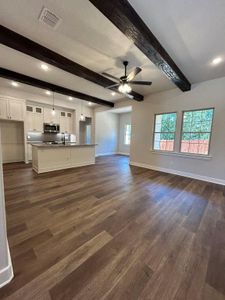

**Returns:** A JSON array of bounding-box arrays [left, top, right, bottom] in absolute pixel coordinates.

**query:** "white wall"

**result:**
[[118, 113, 131, 155], [130, 76, 225, 185], [0, 131, 13, 287], [95, 111, 119, 156]]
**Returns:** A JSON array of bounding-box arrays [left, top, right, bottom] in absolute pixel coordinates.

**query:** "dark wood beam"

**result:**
[[0, 67, 114, 107], [89, 0, 191, 92], [0, 25, 143, 101]]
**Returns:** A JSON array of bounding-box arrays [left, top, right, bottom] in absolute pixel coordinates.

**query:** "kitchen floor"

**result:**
[[1, 155, 225, 300]]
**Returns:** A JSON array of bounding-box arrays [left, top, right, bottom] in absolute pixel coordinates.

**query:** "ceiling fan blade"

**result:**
[[129, 81, 152, 86], [127, 67, 142, 81], [102, 72, 120, 82], [125, 93, 134, 99], [105, 83, 120, 89]]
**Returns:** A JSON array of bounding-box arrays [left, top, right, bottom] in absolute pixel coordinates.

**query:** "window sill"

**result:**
[[151, 150, 212, 160]]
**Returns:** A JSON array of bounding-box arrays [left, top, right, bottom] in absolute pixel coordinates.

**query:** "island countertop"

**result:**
[[31, 143, 97, 148]]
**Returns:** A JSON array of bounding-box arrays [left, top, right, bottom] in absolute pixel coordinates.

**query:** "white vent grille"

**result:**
[[39, 7, 62, 29]]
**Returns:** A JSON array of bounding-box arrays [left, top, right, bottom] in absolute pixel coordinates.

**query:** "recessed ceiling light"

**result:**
[[88, 102, 92, 106], [212, 57, 223, 65], [111, 92, 116, 96], [11, 81, 19, 87], [69, 96, 73, 101], [45, 90, 51, 95], [41, 63, 49, 71]]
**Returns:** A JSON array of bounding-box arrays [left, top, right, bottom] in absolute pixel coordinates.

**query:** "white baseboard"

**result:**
[[130, 161, 225, 186], [117, 152, 129, 156], [0, 242, 14, 288], [96, 152, 130, 157], [95, 152, 118, 157], [33, 161, 95, 174]]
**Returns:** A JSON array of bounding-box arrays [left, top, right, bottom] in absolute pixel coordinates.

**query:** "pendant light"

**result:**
[[80, 99, 85, 121], [52, 91, 56, 116]]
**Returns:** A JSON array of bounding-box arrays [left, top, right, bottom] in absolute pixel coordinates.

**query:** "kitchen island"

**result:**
[[32, 143, 96, 174]]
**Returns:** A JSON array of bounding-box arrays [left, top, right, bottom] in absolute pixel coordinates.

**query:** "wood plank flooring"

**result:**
[[0, 155, 225, 300]]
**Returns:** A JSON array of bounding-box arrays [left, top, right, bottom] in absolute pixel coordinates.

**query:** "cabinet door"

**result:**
[[34, 107, 43, 132], [27, 144, 32, 161], [67, 112, 73, 133], [44, 108, 52, 123], [44, 108, 60, 124], [26, 111, 35, 131], [60, 112, 67, 133], [8, 100, 24, 121], [53, 110, 60, 124], [0, 99, 8, 119]]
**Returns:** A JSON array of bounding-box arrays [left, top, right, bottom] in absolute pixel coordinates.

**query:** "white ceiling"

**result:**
[[0, 77, 94, 108], [0, 0, 173, 104], [129, 0, 225, 83], [0, 0, 224, 105], [110, 106, 132, 114]]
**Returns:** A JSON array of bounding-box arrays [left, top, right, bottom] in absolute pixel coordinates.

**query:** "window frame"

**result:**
[[124, 123, 131, 145], [152, 111, 178, 152], [179, 107, 214, 156]]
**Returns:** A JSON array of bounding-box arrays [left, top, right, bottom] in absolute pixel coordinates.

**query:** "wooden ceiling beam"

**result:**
[[0, 25, 143, 101], [0, 67, 114, 107], [89, 0, 191, 92]]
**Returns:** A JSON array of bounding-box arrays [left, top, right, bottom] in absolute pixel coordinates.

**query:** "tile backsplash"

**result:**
[[27, 132, 76, 143]]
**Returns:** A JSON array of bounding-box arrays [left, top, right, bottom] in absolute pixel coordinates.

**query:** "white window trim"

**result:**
[[124, 124, 131, 146], [152, 112, 177, 152], [179, 108, 214, 156], [151, 150, 212, 160]]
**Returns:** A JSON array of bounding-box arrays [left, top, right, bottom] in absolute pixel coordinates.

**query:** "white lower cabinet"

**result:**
[[27, 144, 32, 161]]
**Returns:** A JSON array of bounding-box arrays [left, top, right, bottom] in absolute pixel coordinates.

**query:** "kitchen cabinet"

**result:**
[[27, 144, 32, 161], [0, 98, 24, 121], [32, 144, 95, 173], [8, 100, 24, 121], [0, 99, 8, 119], [44, 107, 60, 124], [26, 105, 44, 132], [60, 111, 73, 133]]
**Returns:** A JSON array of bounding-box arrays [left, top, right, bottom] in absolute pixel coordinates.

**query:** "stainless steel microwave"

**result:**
[[44, 123, 60, 133]]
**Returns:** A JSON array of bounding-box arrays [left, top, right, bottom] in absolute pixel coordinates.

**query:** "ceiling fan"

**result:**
[[102, 61, 152, 98]]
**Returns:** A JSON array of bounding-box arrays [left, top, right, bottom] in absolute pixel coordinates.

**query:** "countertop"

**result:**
[[31, 143, 97, 148]]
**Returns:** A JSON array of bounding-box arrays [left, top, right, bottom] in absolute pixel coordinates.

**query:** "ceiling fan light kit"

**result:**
[[103, 61, 152, 99], [118, 83, 132, 93]]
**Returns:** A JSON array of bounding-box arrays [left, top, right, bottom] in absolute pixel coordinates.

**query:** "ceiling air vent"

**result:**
[[38, 7, 62, 29]]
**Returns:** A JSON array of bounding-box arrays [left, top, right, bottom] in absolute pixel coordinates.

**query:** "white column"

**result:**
[[0, 131, 13, 288]]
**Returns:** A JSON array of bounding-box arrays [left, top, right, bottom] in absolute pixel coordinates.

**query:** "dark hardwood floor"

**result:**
[[1, 155, 225, 300]]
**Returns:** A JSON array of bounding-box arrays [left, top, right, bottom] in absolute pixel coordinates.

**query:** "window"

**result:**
[[124, 124, 131, 145], [180, 108, 214, 155], [153, 112, 177, 151]]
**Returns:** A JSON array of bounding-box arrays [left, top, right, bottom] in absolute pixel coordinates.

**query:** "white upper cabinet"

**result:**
[[8, 100, 24, 121], [44, 107, 60, 124], [60, 111, 73, 133], [0, 99, 8, 119], [26, 105, 44, 132], [0, 98, 25, 121]]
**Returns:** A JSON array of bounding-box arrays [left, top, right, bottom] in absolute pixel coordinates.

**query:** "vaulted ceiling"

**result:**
[[0, 0, 224, 106]]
